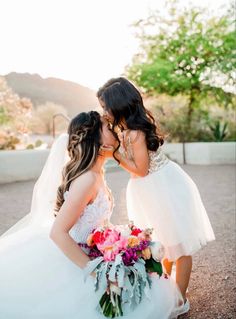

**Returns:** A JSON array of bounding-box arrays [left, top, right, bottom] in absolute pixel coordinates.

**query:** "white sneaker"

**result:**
[[177, 299, 190, 317]]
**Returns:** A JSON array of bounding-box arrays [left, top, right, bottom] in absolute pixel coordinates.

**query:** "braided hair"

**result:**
[[55, 111, 102, 213]]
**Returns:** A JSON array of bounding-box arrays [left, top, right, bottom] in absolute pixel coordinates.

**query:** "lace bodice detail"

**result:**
[[67, 188, 113, 244]]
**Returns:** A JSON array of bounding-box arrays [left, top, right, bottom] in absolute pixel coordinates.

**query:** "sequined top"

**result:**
[[148, 148, 169, 174]]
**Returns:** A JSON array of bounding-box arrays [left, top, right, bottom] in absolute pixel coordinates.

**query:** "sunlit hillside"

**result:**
[[4, 72, 100, 117]]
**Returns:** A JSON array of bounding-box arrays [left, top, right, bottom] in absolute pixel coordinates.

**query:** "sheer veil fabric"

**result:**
[[0, 133, 69, 240]]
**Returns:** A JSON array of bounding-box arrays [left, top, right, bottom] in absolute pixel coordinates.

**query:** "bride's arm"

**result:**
[[50, 172, 97, 269], [115, 130, 149, 177]]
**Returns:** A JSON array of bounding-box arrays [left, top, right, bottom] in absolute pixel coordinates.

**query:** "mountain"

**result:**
[[4, 72, 99, 117]]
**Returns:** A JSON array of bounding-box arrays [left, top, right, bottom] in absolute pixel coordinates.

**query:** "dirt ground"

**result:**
[[0, 164, 235, 318]]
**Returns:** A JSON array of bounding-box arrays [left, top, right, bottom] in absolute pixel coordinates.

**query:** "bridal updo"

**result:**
[[55, 111, 102, 212]]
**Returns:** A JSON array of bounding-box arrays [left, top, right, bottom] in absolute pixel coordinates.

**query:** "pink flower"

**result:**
[[96, 228, 128, 261], [97, 229, 120, 252], [103, 245, 120, 261], [117, 236, 128, 250]]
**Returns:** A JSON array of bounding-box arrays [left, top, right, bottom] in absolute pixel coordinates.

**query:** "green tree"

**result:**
[[126, 1, 235, 141]]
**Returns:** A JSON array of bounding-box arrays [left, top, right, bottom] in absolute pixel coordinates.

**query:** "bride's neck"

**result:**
[[91, 156, 105, 174]]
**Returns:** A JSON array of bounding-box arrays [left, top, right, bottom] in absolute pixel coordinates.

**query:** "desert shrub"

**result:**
[[0, 131, 20, 150], [0, 77, 34, 149], [146, 94, 236, 142], [29, 102, 69, 135]]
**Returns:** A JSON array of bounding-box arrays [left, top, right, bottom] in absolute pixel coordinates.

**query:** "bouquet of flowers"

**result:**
[[79, 221, 167, 318]]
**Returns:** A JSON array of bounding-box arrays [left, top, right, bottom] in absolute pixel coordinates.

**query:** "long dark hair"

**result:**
[[55, 111, 102, 212], [97, 77, 164, 151]]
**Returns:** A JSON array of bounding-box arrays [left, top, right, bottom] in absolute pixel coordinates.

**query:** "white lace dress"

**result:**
[[0, 186, 182, 319]]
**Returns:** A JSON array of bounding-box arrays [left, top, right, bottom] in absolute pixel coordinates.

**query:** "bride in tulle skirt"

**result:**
[[0, 111, 182, 319]]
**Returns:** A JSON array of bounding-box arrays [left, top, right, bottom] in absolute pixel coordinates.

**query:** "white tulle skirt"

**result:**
[[127, 160, 215, 262], [0, 224, 182, 319]]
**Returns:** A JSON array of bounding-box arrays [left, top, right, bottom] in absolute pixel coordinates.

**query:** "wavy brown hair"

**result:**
[[55, 111, 102, 213], [97, 77, 164, 153]]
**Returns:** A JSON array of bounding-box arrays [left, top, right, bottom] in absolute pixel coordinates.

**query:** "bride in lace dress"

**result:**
[[0, 111, 182, 318]]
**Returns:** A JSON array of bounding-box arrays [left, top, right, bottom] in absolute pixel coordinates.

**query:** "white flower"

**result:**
[[150, 241, 165, 261], [118, 225, 131, 237], [175, 69, 183, 75], [179, 60, 186, 68]]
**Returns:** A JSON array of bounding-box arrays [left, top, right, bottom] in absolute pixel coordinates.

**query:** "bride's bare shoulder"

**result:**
[[70, 171, 98, 191]]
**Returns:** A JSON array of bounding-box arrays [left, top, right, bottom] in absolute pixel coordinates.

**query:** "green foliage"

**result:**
[[0, 106, 10, 125], [25, 140, 43, 150], [35, 139, 43, 147], [226, 121, 236, 141], [156, 103, 209, 142], [209, 120, 228, 141], [26, 144, 34, 150], [99, 292, 123, 318], [145, 258, 163, 276], [150, 94, 235, 142], [0, 133, 20, 150], [126, 1, 235, 141], [127, 1, 235, 99]]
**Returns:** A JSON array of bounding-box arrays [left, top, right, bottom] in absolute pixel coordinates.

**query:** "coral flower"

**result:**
[[127, 236, 140, 247], [86, 233, 94, 247]]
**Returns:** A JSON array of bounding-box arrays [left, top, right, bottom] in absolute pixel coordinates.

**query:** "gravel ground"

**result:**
[[0, 164, 235, 318]]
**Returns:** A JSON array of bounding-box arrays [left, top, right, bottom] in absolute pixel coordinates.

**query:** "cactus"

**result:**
[[209, 120, 228, 142]]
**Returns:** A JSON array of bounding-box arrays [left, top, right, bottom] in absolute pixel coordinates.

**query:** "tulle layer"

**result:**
[[0, 226, 182, 319], [127, 161, 215, 262]]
